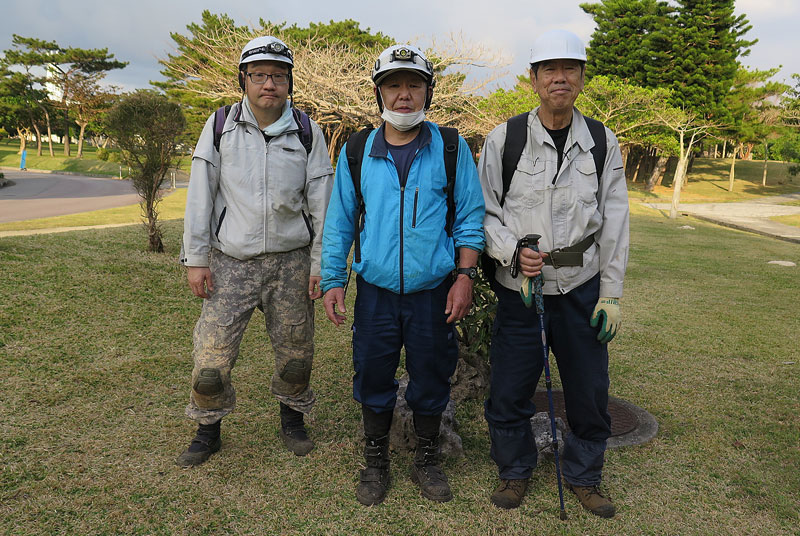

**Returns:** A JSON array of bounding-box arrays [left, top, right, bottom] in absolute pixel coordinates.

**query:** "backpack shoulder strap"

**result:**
[[291, 107, 314, 154], [500, 112, 529, 206], [584, 115, 607, 183], [213, 104, 233, 153], [439, 126, 459, 238], [345, 127, 374, 264]]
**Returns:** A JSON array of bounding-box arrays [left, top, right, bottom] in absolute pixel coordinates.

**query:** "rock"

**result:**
[[530, 412, 567, 457], [679, 225, 695, 230], [449, 351, 489, 403], [767, 260, 796, 267]]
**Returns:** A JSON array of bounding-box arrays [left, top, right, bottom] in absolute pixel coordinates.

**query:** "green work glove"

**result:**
[[590, 297, 621, 344], [519, 276, 534, 308]]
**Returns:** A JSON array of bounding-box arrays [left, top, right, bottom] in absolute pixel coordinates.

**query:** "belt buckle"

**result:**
[[549, 247, 562, 269]]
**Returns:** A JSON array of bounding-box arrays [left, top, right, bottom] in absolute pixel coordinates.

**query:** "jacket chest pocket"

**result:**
[[573, 159, 599, 207], [269, 143, 308, 210], [511, 157, 546, 208]]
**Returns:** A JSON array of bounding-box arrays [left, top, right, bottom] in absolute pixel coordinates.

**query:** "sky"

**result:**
[[3, 0, 799, 93]]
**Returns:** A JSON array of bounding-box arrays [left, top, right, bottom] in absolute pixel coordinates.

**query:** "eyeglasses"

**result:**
[[246, 72, 290, 86]]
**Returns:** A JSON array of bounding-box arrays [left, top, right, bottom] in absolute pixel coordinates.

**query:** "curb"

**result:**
[[0, 166, 121, 179]]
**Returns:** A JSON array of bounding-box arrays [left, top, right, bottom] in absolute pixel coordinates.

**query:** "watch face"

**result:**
[[459, 267, 477, 279]]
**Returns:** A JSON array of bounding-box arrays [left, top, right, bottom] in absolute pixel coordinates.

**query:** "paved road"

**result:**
[[647, 192, 800, 243], [0, 170, 141, 224]]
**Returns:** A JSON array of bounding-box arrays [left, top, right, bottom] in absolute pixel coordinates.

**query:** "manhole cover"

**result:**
[[531, 389, 638, 437]]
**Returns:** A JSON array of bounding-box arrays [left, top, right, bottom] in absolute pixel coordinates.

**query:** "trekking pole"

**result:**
[[521, 233, 567, 521]]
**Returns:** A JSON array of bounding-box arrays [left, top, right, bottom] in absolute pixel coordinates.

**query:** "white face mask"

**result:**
[[379, 88, 426, 131], [381, 108, 426, 131]]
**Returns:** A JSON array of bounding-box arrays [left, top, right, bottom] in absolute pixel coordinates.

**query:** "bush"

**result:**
[[96, 148, 109, 161], [788, 165, 800, 177], [108, 151, 121, 163]]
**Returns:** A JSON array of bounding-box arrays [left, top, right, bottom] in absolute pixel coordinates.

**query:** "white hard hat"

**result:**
[[239, 36, 294, 68], [372, 44, 434, 86], [529, 30, 587, 65]]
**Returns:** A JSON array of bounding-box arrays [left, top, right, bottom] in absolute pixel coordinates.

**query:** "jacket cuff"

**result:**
[[182, 253, 210, 267], [599, 282, 623, 299]]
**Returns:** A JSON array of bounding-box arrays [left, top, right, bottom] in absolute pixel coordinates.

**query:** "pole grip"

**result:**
[[523, 234, 544, 314]]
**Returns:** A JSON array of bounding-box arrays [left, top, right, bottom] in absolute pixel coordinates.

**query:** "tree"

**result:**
[[582, 0, 755, 123], [157, 13, 504, 158], [581, 0, 674, 87], [723, 67, 788, 189], [8, 35, 127, 156], [70, 73, 118, 157], [104, 91, 186, 252]]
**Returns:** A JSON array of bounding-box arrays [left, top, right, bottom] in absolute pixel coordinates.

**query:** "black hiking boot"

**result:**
[[410, 413, 452, 503], [175, 420, 221, 467], [356, 434, 391, 506], [279, 402, 314, 456]]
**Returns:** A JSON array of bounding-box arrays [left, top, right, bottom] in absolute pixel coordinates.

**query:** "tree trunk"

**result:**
[[645, 154, 668, 191], [77, 122, 88, 158], [762, 140, 768, 187], [45, 109, 54, 157], [722, 140, 727, 159], [714, 144, 718, 158], [620, 144, 630, 171], [728, 144, 738, 192], [63, 107, 71, 157], [670, 132, 686, 219], [33, 123, 43, 156]]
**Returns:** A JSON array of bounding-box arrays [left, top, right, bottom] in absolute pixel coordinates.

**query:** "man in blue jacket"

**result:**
[[321, 44, 485, 506]]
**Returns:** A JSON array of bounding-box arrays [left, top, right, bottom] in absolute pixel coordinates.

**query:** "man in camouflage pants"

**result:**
[[177, 36, 333, 467]]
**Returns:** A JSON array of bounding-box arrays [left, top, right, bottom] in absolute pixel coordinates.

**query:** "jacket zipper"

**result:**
[[411, 188, 419, 228], [215, 207, 227, 240], [399, 185, 405, 295]]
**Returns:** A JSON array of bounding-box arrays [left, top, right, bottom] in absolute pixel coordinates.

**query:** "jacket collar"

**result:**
[[529, 106, 595, 153], [369, 121, 432, 158]]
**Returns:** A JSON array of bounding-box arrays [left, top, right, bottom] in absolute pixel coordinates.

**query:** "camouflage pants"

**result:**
[[185, 247, 315, 425]]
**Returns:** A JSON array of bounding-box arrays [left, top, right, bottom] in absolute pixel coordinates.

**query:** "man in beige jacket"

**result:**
[[177, 35, 333, 467]]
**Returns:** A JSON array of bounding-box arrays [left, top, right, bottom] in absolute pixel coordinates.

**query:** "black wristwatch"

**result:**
[[456, 267, 478, 280]]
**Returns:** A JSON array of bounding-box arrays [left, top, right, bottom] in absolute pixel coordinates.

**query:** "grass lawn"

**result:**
[[0, 139, 192, 177], [0, 189, 188, 232], [1, 207, 798, 534], [627, 157, 800, 203], [771, 214, 800, 227]]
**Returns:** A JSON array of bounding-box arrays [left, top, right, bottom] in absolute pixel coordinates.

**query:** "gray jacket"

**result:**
[[478, 107, 629, 297], [182, 100, 333, 275]]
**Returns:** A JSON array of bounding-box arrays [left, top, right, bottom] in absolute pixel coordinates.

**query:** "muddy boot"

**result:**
[[175, 420, 221, 467], [490, 478, 529, 509], [410, 413, 452, 503], [356, 407, 393, 506], [279, 402, 314, 456], [566, 483, 616, 518], [356, 434, 391, 506]]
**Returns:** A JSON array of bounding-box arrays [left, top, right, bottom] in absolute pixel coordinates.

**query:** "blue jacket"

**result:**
[[321, 122, 485, 295]]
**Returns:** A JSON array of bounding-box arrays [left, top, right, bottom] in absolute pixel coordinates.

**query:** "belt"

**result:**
[[543, 234, 595, 268]]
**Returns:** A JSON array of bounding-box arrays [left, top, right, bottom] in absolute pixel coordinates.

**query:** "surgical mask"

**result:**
[[381, 108, 426, 131]]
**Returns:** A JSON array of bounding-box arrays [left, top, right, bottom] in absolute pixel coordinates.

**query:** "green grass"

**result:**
[[0, 139, 191, 177], [771, 214, 800, 227], [627, 157, 800, 203], [1, 209, 798, 535], [0, 189, 188, 232]]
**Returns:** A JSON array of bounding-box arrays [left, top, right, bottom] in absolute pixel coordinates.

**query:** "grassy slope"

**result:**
[[1, 207, 798, 535]]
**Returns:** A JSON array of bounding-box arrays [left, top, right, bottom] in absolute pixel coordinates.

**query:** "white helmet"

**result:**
[[372, 44, 434, 86], [239, 36, 294, 68], [529, 30, 587, 65]]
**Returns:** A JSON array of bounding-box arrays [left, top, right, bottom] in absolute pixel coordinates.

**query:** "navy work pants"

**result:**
[[352, 276, 459, 416], [484, 273, 611, 486]]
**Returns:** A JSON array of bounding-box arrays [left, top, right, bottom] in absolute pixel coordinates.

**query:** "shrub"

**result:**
[[96, 148, 109, 161], [788, 165, 800, 177]]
